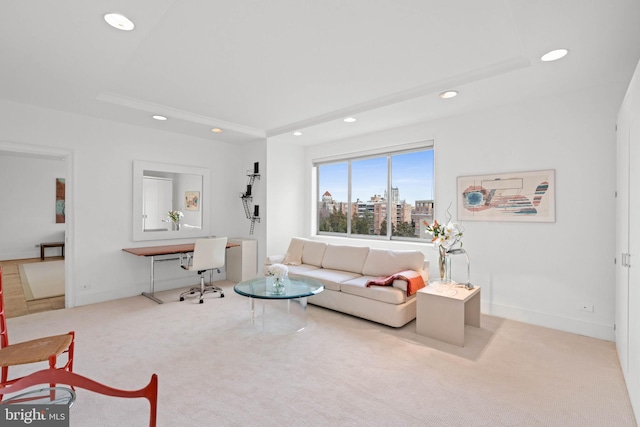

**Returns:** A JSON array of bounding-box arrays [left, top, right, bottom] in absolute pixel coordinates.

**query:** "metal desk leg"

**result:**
[[142, 255, 163, 304]]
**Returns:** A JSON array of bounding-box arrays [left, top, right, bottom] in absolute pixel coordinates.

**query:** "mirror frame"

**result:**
[[132, 160, 211, 241]]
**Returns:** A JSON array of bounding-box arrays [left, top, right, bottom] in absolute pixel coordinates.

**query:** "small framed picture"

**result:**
[[185, 191, 200, 211]]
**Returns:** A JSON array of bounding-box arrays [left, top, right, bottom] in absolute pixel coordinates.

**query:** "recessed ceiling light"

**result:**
[[104, 13, 135, 31], [293, 131, 303, 136], [439, 90, 458, 99], [210, 128, 223, 133], [152, 115, 167, 121], [541, 49, 568, 62], [344, 117, 357, 123]]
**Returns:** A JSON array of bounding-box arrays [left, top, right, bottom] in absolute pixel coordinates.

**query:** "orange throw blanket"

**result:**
[[366, 270, 425, 296]]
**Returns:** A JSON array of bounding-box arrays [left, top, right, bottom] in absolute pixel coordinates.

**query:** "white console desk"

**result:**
[[123, 241, 242, 304], [226, 238, 258, 282]]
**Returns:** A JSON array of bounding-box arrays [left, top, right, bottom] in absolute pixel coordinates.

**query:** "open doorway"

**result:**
[[0, 143, 74, 318]]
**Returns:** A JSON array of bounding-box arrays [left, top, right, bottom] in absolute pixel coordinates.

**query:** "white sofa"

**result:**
[[264, 238, 430, 327]]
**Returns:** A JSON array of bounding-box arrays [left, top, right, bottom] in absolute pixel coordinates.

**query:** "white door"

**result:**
[[616, 93, 630, 375], [142, 177, 172, 231], [627, 68, 640, 413]]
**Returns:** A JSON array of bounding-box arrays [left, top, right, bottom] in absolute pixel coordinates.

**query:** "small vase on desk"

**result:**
[[173, 222, 180, 231]]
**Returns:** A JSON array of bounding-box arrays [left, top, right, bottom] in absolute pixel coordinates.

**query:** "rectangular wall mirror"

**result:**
[[132, 160, 210, 241]]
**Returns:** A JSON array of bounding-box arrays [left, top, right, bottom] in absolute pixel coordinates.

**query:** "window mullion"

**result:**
[[347, 160, 352, 236], [387, 155, 392, 240]]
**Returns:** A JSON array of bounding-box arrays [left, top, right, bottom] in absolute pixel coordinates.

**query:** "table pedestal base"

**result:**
[[249, 297, 308, 334]]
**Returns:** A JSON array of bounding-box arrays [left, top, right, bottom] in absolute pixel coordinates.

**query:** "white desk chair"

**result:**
[[179, 237, 227, 304]]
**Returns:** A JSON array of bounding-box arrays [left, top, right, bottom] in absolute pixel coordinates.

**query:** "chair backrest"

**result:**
[[191, 237, 228, 271], [0, 365, 158, 427]]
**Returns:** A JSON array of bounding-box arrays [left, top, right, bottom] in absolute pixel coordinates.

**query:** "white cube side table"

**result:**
[[416, 285, 481, 346]]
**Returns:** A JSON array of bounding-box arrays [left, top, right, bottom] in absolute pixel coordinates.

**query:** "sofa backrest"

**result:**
[[301, 240, 328, 267], [322, 244, 370, 274], [362, 249, 425, 277]]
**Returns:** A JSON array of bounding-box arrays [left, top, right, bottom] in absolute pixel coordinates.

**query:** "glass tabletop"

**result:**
[[1, 386, 76, 407], [234, 276, 324, 299]]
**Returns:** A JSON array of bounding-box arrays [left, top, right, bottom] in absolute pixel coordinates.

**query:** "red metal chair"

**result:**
[[0, 266, 75, 389], [0, 364, 158, 427]]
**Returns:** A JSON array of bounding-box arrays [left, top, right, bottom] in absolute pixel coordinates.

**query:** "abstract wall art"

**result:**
[[185, 191, 200, 211], [457, 169, 555, 222], [56, 178, 65, 223]]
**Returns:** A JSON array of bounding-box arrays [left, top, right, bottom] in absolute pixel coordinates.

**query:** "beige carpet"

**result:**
[[18, 261, 65, 301], [4, 282, 637, 426]]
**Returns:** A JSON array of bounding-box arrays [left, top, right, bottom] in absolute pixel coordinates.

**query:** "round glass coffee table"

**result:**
[[234, 276, 324, 333]]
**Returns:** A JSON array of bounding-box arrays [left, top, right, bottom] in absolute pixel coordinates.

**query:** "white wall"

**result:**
[[0, 154, 66, 260], [0, 99, 249, 306], [276, 86, 619, 341], [0, 84, 621, 341], [265, 140, 306, 261]]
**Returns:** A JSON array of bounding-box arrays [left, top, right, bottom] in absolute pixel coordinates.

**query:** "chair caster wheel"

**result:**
[[220, 294, 225, 298], [179, 297, 184, 301], [199, 300, 204, 304], [190, 291, 195, 295]]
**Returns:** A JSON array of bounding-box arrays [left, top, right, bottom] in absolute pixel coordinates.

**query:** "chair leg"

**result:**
[[179, 284, 201, 301], [180, 270, 224, 303], [202, 269, 224, 299], [198, 275, 205, 304]]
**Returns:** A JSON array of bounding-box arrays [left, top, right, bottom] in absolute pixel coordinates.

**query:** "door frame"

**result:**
[[0, 141, 75, 308]]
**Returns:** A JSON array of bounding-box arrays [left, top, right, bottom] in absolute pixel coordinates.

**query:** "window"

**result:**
[[316, 144, 434, 241]]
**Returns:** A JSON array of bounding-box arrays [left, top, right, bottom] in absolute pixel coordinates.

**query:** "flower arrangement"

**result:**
[[422, 219, 463, 252], [423, 215, 464, 280], [268, 263, 289, 280], [167, 210, 184, 224]]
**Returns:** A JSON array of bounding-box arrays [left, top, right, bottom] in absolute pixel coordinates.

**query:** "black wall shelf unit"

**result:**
[[241, 162, 260, 234]]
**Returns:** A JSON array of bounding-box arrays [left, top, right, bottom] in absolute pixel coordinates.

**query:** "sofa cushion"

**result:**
[[361, 249, 425, 277], [286, 264, 321, 276], [283, 237, 306, 265], [322, 244, 369, 274], [299, 268, 361, 291], [302, 241, 327, 267], [341, 276, 408, 304]]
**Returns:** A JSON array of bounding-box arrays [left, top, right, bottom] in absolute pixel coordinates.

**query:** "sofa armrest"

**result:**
[[265, 254, 285, 265], [391, 268, 430, 293], [263, 255, 285, 275]]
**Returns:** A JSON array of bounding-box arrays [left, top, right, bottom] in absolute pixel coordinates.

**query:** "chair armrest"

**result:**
[[180, 253, 193, 270]]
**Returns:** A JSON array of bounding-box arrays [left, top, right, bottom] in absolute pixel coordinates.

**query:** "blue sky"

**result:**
[[318, 150, 434, 206]]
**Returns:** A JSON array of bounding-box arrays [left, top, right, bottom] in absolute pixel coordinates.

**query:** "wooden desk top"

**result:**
[[122, 242, 239, 257]]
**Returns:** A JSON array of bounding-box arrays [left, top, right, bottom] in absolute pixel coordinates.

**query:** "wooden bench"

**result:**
[[40, 242, 65, 260]]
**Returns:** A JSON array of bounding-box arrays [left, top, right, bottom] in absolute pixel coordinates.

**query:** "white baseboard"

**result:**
[[73, 272, 227, 307], [483, 301, 615, 342], [0, 250, 40, 261]]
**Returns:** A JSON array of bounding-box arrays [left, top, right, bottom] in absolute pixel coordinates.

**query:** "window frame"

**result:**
[[314, 140, 434, 242]]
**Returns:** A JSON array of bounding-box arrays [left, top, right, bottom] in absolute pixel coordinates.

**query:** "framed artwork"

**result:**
[[185, 191, 200, 211], [457, 169, 555, 222], [56, 178, 65, 223]]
